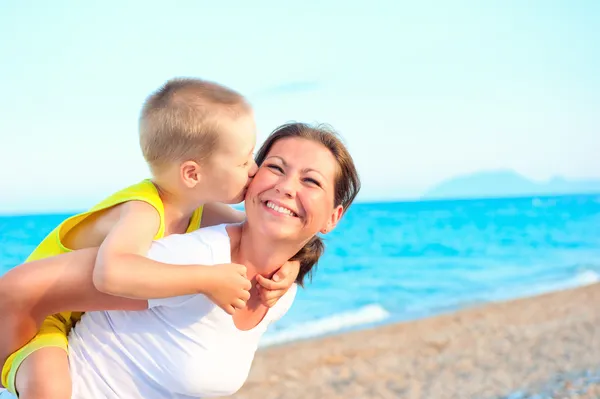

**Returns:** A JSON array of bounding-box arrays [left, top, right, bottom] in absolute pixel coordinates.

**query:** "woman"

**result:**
[[1, 122, 360, 398]]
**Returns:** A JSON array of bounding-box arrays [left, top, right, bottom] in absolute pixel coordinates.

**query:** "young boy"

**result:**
[[0, 78, 299, 398]]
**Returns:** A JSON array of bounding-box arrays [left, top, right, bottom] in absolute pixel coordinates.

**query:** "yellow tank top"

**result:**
[[25, 179, 204, 262]]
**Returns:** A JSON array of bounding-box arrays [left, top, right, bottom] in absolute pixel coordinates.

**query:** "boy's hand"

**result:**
[[203, 263, 252, 315], [256, 260, 300, 308]]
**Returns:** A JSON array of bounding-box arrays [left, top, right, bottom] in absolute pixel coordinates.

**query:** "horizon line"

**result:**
[[1, 191, 599, 217]]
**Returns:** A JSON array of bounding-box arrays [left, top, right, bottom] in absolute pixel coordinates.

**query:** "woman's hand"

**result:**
[[255, 260, 300, 307]]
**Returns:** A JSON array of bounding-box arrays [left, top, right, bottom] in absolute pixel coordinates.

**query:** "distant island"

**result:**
[[423, 170, 600, 200]]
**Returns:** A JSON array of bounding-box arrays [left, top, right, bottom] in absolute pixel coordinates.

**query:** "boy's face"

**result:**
[[201, 112, 258, 204]]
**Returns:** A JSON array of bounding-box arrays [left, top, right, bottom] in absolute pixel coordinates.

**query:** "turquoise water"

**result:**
[[2, 194, 600, 346]]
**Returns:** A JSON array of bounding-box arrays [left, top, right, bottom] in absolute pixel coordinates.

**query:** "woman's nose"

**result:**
[[275, 177, 297, 198]]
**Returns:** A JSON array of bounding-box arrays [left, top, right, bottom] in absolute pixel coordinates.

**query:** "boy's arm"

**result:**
[[200, 202, 245, 227], [93, 200, 198, 299], [93, 200, 247, 301]]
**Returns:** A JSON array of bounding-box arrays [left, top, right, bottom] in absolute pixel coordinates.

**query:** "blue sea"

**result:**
[[2, 194, 600, 347]]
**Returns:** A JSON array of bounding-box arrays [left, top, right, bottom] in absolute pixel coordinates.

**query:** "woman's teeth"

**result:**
[[266, 201, 297, 217]]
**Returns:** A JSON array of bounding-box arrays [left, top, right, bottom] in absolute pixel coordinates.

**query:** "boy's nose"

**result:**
[[248, 161, 258, 177]]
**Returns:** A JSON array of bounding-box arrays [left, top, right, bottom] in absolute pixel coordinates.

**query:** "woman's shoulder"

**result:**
[[186, 224, 235, 263], [188, 223, 231, 242], [147, 224, 232, 265]]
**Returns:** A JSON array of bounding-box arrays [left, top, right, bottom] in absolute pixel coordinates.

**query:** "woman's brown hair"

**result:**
[[254, 123, 361, 286]]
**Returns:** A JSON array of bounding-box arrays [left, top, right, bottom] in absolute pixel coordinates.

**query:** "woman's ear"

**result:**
[[321, 205, 344, 234]]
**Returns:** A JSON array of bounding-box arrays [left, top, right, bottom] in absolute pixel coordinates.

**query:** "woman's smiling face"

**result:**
[[244, 137, 343, 244]]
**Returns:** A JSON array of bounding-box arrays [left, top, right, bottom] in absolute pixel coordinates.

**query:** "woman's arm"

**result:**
[[0, 248, 147, 320], [0, 248, 146, 368]]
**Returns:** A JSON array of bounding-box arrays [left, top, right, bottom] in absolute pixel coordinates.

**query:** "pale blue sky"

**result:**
[[1, 1, 599, 213]]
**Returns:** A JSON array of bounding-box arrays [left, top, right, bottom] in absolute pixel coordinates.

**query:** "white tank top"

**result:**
[[67, 224, 297, 398]]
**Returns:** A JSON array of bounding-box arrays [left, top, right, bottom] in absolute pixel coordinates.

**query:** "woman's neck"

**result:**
[[230, 223, 303, 280]]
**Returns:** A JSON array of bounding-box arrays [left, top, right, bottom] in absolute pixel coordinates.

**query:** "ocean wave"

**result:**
[[561, 269, 599, 287], [260, 304, 390, 347], [516, 269, 599, 297], [474, 269, 600, 306]]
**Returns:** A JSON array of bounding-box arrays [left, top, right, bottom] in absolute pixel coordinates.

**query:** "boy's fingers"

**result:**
[[265, 299, 277, 308], [281, 260, 300, 276], [256, 274, 287, 290], [263, 289, 283, 301], [258, 288, 281, 307], [224, 305, 235, 315], [273, 266, 295, 282]]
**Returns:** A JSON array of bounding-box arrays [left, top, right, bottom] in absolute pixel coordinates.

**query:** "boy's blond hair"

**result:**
[[139, 77, 251, 173]]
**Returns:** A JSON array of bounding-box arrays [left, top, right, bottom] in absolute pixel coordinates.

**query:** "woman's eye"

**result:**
[[304, 178, 321, 187], [267, 164, 284, 173]]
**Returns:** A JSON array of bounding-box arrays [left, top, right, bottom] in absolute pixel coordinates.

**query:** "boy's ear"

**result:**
[[181, 161, 202, 188]]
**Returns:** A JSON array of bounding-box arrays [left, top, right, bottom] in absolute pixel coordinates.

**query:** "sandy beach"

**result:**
[[223, 283, 600, 399]]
